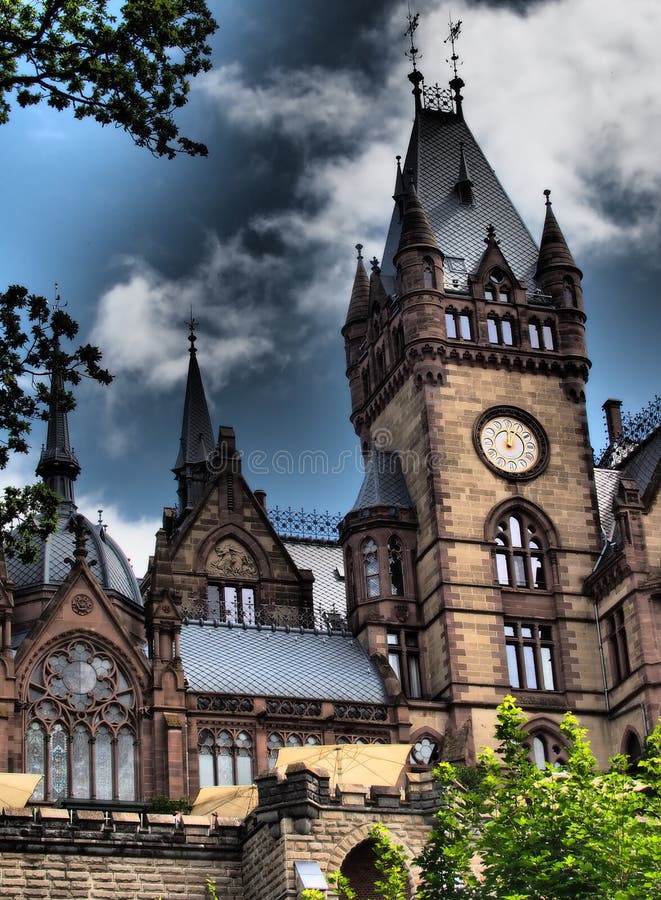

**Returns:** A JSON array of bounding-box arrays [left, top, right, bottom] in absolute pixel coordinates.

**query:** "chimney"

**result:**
[[602, 399, 623, 443]]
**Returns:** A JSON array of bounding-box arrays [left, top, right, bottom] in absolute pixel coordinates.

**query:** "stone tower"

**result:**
[[340, 61, 608, 763]]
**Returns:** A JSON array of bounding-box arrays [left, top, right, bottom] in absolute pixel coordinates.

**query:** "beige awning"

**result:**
[[0, 773, 43, 809], [274, 743, 411, 791], [190, 783, 258, 818]]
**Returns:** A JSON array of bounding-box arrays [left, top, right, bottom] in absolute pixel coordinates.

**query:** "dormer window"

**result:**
[[485, 268, 511, 303]]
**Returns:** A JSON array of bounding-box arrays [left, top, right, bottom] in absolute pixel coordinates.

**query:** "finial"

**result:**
[[396, 154, 402, 171], [355, 243, 364, 260], [69, 513, 89, 562], [370, 256, 381, 274], [186, 309, 198, 352], [445, 15, 463, 80], [544, 188, 552, 206], [405, 5, 421, 72], [445, 15, 465, 119], [484, 223, 499, 245], [97, 509, 103, 525]]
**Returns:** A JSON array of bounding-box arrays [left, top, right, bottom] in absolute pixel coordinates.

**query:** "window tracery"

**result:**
[[198, 727, 253, 786], [26, 639, 137, 801], [494, 512, 547, 589], [362, 538, 380, 598], [267, 731, 321, 768]]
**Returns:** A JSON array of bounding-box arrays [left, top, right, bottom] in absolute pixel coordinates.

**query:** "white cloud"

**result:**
[[91, 233, 282, 391], [198, 62, 373, 141]]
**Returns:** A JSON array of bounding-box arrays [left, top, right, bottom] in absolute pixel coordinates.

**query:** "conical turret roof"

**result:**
[[396, 178, 438, 254], [344, 245, 370, 328], [536, 190, 580, 276]]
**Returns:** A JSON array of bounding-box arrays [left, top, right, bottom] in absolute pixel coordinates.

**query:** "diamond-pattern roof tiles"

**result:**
[[382, 108, 539, 287], [180, 623, 388, 703], [351, 451, 413, 512], [283, 541, 347, 619]]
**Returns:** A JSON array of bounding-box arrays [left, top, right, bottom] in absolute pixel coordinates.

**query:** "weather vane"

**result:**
[[405, 4, 421, 71], [444, 14, 462, 79]]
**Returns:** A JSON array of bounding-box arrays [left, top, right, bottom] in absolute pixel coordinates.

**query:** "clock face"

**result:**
[[475, 408, 548, 479]]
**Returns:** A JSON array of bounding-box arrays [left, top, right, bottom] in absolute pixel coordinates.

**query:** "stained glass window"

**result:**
[[26, 639, 137, 801]]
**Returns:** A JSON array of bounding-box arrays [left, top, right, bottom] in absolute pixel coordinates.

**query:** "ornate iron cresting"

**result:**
[[182, 606, 347, 632], [597, 395, 661, 466], [267, 506, 342, 541], [422, 82, 454, 113]]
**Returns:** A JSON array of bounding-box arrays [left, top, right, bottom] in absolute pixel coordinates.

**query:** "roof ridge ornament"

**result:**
[[445, 14, 465, 120], [405, 5, 424, 112], [187, 308, 198, 354]]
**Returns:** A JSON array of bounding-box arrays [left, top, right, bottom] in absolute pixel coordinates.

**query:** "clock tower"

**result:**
[[340, 55, 606, 763]]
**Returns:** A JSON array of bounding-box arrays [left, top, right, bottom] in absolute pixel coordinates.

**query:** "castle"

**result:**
[[0, 35, 659, 900]]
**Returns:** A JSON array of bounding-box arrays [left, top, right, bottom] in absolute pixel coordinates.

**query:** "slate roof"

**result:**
[[593, 469, 621, 542], [351, 451, 413, 512], [382, 107, 539, 288], [180, 622, 388, 703], [283, 540, 347, 619], [6, 504, 142, 607], [174, 340, 215, 470], [619, 428, 661, 499]]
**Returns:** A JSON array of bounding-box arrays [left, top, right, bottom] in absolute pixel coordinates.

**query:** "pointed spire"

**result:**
[[345, 244, 370, 327], [173, 319, 215, 513], [536, 189, 579, 276], [396, 172, 438, 254], [35, 369, 80, 505]]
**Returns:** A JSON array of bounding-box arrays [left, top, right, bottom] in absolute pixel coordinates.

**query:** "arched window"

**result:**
[[528, 319, 555, 350], [198, 727, 253, 786], [341, 839, 411, 899], [266, 731, 321, 769], [392, 324, 405, 361], [445, 306, 472, 340], [362, 538, 380, 598], [409, 736, 440, 766], [623, 731, 643, 772], [494, 512, 547, 589], [423, 257, 436, 289], [362, 367, 370, 399], [388, 536, 404, 595], [563, 276, 577, 307], [528, 731, 566, 769], [375, 346, 385, 382], [26, 639, 138, 802], [606, 606, 630, 684], [484, 268, 511, 303], [487, 314, 515, 346]]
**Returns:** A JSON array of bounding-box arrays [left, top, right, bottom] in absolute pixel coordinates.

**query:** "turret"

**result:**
[[535, 189, 584, 311]]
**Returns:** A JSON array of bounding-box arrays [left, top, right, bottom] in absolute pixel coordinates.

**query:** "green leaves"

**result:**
[[0, 284, 112, 561], [417, 698, 661, 900], [0, 0, 217, 157]]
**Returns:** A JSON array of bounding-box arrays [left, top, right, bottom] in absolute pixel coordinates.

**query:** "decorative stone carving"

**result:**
[[207, 539, 258, 579], [71, 594, 93, 616]]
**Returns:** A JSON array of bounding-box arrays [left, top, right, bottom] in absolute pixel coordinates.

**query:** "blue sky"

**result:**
[[2, 0, 660, 576]]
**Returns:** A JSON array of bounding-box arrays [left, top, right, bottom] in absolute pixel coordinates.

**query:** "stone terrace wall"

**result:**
[[0, 809, 243, 899], [0, 768, 439, 900]]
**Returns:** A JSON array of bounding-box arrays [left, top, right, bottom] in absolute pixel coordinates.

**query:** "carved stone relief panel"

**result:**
[[206, 539, 258, 580]]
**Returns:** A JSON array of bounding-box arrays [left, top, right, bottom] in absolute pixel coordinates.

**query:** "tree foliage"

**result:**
[[417, 696, 661, 900], [0, 0, 217, 157], [0, 285, 112, 561]]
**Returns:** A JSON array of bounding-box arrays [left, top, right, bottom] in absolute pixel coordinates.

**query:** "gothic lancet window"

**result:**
[[423, 257, 436, 289], [528, 319, 555, 351], [494, 512, 547, 590], [362, 538, 380, 598], [445, 307, 472, 340], [26, 639, 137, 802], [388, 536, 405, 595]]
